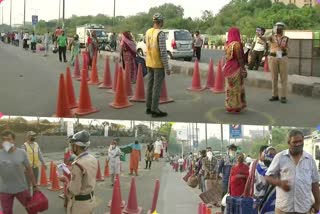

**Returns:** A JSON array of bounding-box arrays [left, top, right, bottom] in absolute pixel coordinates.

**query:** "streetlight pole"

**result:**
[[58, 0, 61, 25], [1, 7, 3, 25], [62, 0, 65, 27], [23, 0, 26, 26], [113, 0, 116, 26], [9, 0, 12, 27]]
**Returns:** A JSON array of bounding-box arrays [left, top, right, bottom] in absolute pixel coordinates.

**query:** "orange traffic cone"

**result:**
[[48, 164, 63, 191], [88, 56, 102, 85], [73, 55, 81, 78], [109, 67, 133, 109], [205, 58, 215, 89], [212, 60, 224, 93], [99, 57, 113, 89], [147, 179, 160, 214], [77, 52, 90, 82], [201, 203, 207, 214], [112, 63, 120, 93], [74, 68, 99, 116], [96, 160, 105, 181], [264, 56, 269, 72], [130, 63, 145, 102], [38, 164, 49, 187], [106, 178, 124, 214], [108, 176, 126, 208], [65, 67, 78, 109], [206, 207, 212, 214], [123, 177, 143, 214], [54, 74, 74, 118], [159, 79, 174, 104], [104, 161, 110, 177], [187, 59, 205, 91], [49, 161, 54, 183], [124, 62, 133, 97]]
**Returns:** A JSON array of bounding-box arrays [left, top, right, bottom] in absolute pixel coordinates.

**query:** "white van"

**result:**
[[136, 29, 194, 61]]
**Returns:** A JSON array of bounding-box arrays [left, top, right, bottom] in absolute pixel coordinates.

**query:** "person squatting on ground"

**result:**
[[0, 130, 39, 214], [59, 130, 98, 214], [107, 139, 122, 186], [145, 13, 171, 118]]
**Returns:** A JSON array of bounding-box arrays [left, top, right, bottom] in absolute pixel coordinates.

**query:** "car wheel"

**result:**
[[184, 57, 193, 62], [137, 49, 144, 56]]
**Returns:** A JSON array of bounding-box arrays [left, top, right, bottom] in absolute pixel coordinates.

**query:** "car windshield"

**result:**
[[174, 31, 192, 41], [91, 30, 106, 37]]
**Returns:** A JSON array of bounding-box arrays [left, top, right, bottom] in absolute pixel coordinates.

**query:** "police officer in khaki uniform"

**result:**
[[261, 22, 289, 104], [59, 130, 98, 214]]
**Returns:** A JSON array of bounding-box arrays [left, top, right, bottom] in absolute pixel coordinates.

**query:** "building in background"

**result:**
[[272, 0, 317, 7]]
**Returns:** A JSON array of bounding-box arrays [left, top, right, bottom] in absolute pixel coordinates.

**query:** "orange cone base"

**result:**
[[98, 83, 113, 89], [88, 81, 102, 85], [69, 103, 78, 109], [130, 97, 146, 102], [108, 200, 126, 208], [205, 85, 214, 90], [109, 102, 133, 109], [38, 181, 50, 187], [159, 97, 174, 104], [48, 186, 63, 191], [73, 107, 99, 116], [187, 87, 206, 92], [123, 207, 143, 214], [211, 88, 224, 94], [77, 77, 90, 82]]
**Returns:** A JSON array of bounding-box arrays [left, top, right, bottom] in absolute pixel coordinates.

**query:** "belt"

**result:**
[[74, 192, 94, 201], [269, 52, 287, 57]]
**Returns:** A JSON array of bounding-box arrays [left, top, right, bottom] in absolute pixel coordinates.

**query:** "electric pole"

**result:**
[[9, 0, 12, 27], [23, 0, 26, 26], [113, 0, 116, 26], [62, 0, 65, 28]]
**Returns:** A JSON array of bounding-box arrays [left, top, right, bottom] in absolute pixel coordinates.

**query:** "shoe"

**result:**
[[152, 110, 168, 118], [269, 96, 279, 101], [146, 109, 152, 114], [64, 60, 68, 63], [280, 97, 287, 103]]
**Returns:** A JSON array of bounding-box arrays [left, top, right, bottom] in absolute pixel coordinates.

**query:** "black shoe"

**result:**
[[152, 110, 168, 118], [146, 109, 152, 114], [269, 96, 279, 101], [280, 97, 287, 103]]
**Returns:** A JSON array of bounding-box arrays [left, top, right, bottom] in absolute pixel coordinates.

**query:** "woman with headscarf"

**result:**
[[129, 140, 141, 176], [86, 31, 98, 69], [120, 31, 137, 84], [69, 34, 80, 66], [229, 153, 249, 197], [224, 27, 247, 113], [145, 142, 154, 169]]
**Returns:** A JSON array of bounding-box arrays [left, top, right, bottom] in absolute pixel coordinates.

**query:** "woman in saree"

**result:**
[[69, 34, 80, 66], [129, 140, 141, 176], [224, 27, 247, 113], [120, 31, 137, 84], [229, 153, 249, 197], [86, 31, 98, 69]]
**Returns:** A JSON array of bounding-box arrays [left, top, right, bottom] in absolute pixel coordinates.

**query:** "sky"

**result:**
[[0, 0, 231, 25]]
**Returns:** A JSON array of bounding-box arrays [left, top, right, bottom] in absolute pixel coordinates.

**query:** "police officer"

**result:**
[[59, 130, 98, 214], [261, 22, 289, 104]]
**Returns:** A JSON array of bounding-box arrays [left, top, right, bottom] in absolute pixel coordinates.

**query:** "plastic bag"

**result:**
[[221, 193, 230, 207]]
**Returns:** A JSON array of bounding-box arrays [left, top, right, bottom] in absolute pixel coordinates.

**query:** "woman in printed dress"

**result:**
[[69, 34, 80, 66], [86, 31, 98, 69], [120, 31, 137, 84], [223, 27, 247, 113]]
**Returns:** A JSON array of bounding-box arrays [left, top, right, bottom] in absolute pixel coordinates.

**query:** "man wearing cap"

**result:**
[[261, 22, 289, 104], [248, 27, 266, 71], [22, 131, 46, 188], [145, 13, 171, 118], [59, 130, 98, 214]]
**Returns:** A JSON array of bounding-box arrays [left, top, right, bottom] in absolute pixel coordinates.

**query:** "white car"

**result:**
[[136, 29, 194, 61]]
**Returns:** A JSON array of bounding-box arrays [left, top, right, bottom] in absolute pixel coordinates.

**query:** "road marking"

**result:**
[[205, 107, 276, 125]]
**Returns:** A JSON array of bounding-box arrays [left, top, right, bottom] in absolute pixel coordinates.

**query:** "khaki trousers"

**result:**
[[268, 56, 288, 98], [275, 208, 311, 214], [67, 196, 95, 214]]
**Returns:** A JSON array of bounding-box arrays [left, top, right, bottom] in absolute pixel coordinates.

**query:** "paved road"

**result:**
[[1, 43, 319, 127], [11, 149, 212, 214]]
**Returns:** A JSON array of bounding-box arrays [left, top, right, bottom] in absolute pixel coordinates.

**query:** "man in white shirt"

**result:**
[[194, 31, 203, 61], [248, 27, 266, 70], [153, 138, 163, 161], [178, 156, 184, 172]]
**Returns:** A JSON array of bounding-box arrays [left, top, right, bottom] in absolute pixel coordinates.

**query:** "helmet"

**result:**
[[69, 130, 91, 148], [153, 13, 164, 22]]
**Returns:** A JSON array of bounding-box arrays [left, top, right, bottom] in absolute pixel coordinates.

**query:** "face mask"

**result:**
[[229, 151, 235, 157], [290, 144, 304, 155], [2, 141, 13, 152], [207, 152, 213, 159], [112, 145, 116, 149]]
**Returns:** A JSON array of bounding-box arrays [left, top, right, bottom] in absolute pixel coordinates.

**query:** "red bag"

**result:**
[[26, 191, 49, 213]]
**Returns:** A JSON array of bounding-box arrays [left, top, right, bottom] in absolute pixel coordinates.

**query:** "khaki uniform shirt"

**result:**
[[268, 35, 289, 54], [67, 152, 98, 198]]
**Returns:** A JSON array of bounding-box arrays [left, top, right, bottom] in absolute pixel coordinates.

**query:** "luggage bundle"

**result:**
[[226, 196, 258, 214]]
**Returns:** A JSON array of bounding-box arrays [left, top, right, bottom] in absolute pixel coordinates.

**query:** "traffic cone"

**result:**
[[187, 59, 205, 92], [77, 52, 89, 81], [109, 67, 133, 109], [88, 56, 102, 85], [205, 58, 215, 89], [65, 67, 78, 109], [99, 57, 113, 89], [211, 60, 224, 93], [264, 56, 269, 72], [201, 203, 207, 214], [123, 177, 143, 214], [206, 207, 212, 214], [159, 80, 174, 104], [38, 164, 49, 187], [54, 74, 74, 118], [104, 161, 110, 177], [74, 68, 99, 116], [124, 62, 133, 97], [130, 63, 145, 102], [198, 202, 203, 214], [48, 164, 63, 191], [108, 176, 126, 208], [112, 63, 120, 93], [73, 55, 81, 78], [96, 160, 105, 181], [105, 178, 124, 214], [49, 161, 54, 183], [147, 180, 160, 214]]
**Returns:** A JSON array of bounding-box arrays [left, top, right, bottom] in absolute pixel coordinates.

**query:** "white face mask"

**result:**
[[2, 141, 13, 152], [207, 152, 213, 159]]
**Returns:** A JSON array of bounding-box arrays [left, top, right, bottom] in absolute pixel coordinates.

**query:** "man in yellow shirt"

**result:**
[[145, 13, 171, 118], [22, 131, 46, 189]]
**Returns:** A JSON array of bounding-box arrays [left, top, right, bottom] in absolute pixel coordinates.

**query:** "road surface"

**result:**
[[0, 42, 319, 127]]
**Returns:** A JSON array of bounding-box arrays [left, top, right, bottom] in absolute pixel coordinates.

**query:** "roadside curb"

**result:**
[[99, 52, 320, 99]]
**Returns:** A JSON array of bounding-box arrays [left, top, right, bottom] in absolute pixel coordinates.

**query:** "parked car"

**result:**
[[136, 29, 194, 61]]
